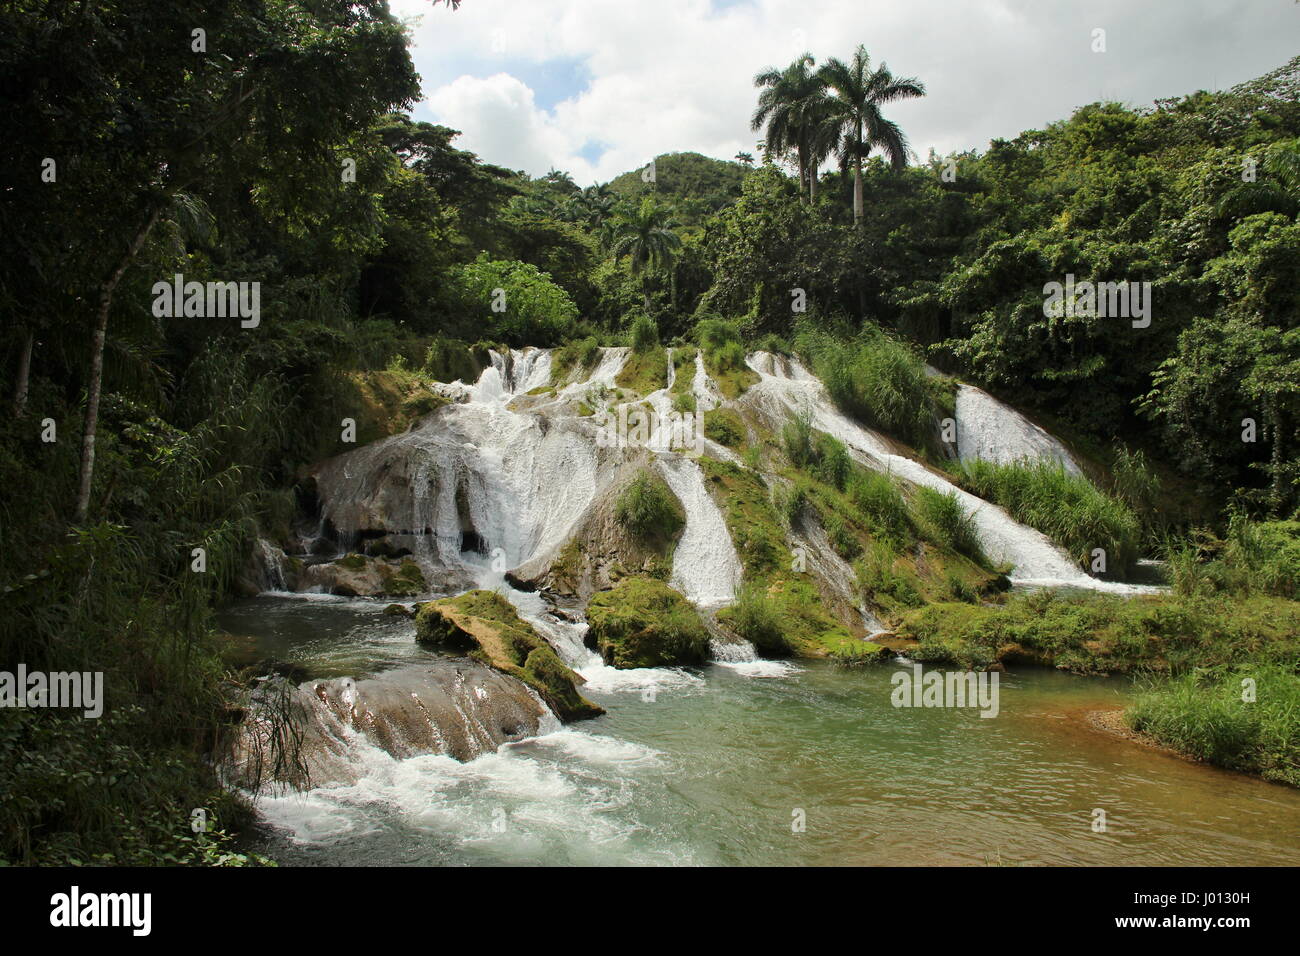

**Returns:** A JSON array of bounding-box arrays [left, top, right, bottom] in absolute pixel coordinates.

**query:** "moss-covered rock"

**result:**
[[415, 590, 603, 721], [378, 559, 427, 597], [336, 370, 452, 446], [301, 553, 428, 597], [512, 458, 679, 602], [585, 576, 710, 668]]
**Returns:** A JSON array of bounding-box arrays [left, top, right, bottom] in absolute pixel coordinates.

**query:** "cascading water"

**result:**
[[656, 456, 742, 609], [313, 347, 710, 695], [741, 352, 1160, 594], [954, 384, 1082, 474]]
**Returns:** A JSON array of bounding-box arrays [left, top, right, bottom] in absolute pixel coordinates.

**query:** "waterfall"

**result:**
[[255, 538, 289, 592], [742, 352, 1160, 594], [657, 456, 742, 608], [954, 384, 1082, 474]]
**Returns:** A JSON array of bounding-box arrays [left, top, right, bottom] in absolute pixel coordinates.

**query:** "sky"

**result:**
[[390, 0, 1299, 184]]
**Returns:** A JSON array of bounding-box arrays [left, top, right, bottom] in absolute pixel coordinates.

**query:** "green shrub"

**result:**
[[451, 254, 578, 345], [729, 583, 790, 655], [630, 312, 660, 353]]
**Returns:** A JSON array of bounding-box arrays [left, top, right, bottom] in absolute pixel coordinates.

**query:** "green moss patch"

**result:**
[[614, 349, 669, 396], [703, 408, 745, 447], [898, 590, 1300, 675]]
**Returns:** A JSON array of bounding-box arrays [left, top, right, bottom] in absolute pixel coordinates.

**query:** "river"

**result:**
[[220, 594, 1300, 867]]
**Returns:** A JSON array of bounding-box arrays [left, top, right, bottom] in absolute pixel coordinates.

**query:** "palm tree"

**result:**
[[1217, 141, 1300, 219], [569, 183, 616, 230], [752, 53, 828, 201], [610, 196, 682, 310], [818, 45, 925, 225]]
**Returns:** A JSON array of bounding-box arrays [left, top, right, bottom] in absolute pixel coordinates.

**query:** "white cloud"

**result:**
[[393, 0, 1298, 183], [426, 73, 581, 176]]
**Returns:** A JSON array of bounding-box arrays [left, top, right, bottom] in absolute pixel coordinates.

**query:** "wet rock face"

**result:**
[[225, 662, 554, 792]]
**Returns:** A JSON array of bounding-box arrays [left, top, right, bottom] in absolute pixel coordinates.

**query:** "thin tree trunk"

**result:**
[[12, 328, 33, 416], [74, 205, 162, 523]]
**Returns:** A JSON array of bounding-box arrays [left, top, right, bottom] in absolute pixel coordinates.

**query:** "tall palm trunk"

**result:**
[[74, 204, 162, 524], [853, 161, 865, 225]]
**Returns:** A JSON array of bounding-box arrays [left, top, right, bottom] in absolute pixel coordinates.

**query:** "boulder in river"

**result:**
[[585, 576, 710, 669], [299, 552, 428, 597], [225, 661, 554, 792]]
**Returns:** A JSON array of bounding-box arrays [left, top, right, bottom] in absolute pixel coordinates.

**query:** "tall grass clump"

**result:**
[[614, 469, 684, 540], [1167, 515, 1300, 599], [629, 311, 660, 354], [1128, 664, 1300, 786], [1111, 446, 1162, 542], [847, 469, 912, 544], [729, 583, 791, 656], [912, 486, 987, 565], [956, 458, 1141, 575], [796, 323, 940, 450], [781, 412, 815, 468], [781, 413, 850, 490]]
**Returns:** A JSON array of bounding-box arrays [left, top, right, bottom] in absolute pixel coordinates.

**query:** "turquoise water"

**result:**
[[221, 595, 1300, 867]]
